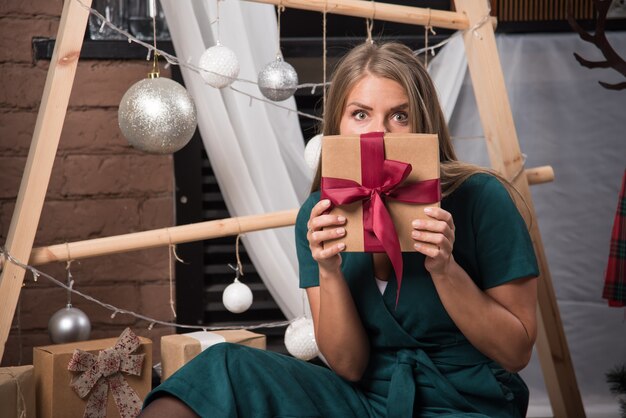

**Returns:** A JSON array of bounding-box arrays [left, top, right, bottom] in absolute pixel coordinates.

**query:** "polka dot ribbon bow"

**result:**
[[67, 328, 145, 418]]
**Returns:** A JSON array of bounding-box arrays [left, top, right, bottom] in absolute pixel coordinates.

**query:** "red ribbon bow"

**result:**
[[68, 328, 145, 418], [321, 132, 441, 305]]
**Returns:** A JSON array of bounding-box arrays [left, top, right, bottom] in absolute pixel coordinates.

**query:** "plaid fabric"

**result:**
[[603, 169, 626, 307]]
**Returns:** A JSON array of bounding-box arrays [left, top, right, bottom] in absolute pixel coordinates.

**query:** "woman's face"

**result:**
[[339, 74, 412, 135]]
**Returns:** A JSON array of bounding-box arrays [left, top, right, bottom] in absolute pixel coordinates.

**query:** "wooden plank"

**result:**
[[243, 0, 469, 30], [0, 0, 93, 361], [28, 210, 298, 266], [453, 1, 586, 417]]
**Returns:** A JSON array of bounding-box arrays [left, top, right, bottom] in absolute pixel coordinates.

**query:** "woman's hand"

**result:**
[[307, 199, 347, 273], [412, 207, 456, 277]]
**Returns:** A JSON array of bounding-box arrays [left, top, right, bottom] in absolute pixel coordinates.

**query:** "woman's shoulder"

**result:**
[[452, 172, 508, 201]]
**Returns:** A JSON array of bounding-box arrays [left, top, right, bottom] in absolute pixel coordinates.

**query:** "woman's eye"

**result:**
[[352, 111, 367, 121], [392, 112, 408, 123]]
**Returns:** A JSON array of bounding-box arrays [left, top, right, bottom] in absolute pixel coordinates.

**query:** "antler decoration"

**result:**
[[567, 0, 626, 90]]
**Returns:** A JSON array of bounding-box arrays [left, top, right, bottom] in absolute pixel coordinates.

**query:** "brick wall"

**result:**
[[1, 0, 175, 366]]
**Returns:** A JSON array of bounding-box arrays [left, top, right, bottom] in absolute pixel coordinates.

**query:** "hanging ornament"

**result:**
[[258, 56, 299, 102], [222, 277, 253, 314], [284, 317, 318, 361], [118, 69, 197, 154], [198, 44, 240, 88], [304, 134, 322, 174], [48, 304, 92, 344], [222, 237, 253, 314], [48, 262, 91, 344]]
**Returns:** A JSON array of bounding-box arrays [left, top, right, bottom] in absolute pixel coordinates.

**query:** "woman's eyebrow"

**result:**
[[390, 103, 409, 112], [345, 102, 373, 110]]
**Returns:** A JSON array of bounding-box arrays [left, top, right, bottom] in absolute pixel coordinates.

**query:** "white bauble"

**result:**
[[304, 134, 322, 175], [222, 279, 253, 313], [258, 56, 298, 101], [198, 44, 240, 88], [118, 77, 197, 154], [284, 317, 318, 361]]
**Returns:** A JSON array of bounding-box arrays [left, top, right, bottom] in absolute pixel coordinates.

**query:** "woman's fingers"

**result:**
[[412, 230, 452, 253], [310, 227, 346, 244]]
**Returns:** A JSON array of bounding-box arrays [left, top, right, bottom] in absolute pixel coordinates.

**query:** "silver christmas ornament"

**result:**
[[48, 304, 91, 344], [222, 278, 253, 314], [198, 44, 240, 88], [284, 317, 318, 361], [118, 77, 197, 154], [258, 56, 298, 101]]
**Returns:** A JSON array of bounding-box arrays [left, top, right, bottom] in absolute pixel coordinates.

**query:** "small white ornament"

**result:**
[[48, 304, 91, 344], [304, 134, 322, 175], [222, 278, 253, 313], [258, 56, 298, 101], [198, 44, 240, 88], [284, 317, 318, 361]]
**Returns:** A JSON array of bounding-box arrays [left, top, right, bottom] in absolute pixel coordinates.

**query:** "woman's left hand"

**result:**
[[412, 207, 456, 277]]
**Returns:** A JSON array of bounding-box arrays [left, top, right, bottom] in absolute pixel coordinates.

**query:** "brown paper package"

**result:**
[[161, 330, 266, 381], [321, 133, 440, 252], [0, 365, 36, 418], [34, 336, 152, 418]]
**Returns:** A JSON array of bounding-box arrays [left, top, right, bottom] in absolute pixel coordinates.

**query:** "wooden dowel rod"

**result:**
[[28, 210, 298, 266], [525, 165, 554, 185], [243, 0, 470, 31], [27, 163, 550, 268]]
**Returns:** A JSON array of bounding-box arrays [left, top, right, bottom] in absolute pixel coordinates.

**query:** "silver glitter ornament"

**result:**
[[198, 44, 240, 88], [284, 317, 318, 361], [48, 304, 91, 344], [118, 77, 197, 154], [258, 56, 298, 101]]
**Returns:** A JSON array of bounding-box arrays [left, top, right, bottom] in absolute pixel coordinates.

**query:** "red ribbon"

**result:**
[[321, 132, 441, 305]]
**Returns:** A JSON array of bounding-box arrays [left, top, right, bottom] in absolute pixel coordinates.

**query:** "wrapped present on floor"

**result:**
[[321, 131, 441, 301], [0, 365, 36, 418], [161, 330, 266, 380], [34, 328, 152, 418]]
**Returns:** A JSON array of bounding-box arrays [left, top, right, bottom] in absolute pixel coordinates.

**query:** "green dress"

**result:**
[[144, 173, 539, 418]]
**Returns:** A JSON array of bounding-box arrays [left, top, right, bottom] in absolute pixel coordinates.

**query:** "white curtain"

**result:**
[[448, 32, 626, 417], [161, 0, 311, 319]]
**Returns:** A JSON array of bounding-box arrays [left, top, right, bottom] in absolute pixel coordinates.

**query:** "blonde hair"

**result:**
[[310, 42, 502, 198]]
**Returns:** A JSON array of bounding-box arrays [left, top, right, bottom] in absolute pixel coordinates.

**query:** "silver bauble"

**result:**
[[198, 44, 240, 88], [284, 317, 318, 361], [48, 305, 91, 344], [118, 77, 197, 154], [222, 279, 253, 314], [258, 56, 298, 101]]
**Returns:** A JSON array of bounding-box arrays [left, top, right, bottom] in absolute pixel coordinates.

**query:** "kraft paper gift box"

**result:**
[[0, 365, 36, 418], [34, 329, 152, 418], [161, 330, 266, 380], [321, 132, 441, 253]]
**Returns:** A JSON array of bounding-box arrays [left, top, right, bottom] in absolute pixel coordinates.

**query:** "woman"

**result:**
[[141, 42, 538, 418]]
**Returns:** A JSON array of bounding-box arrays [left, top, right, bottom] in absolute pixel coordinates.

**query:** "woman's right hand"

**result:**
[[307, 199, 347, 273]]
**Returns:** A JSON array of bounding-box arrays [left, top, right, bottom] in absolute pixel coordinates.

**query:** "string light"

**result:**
[[0, 246, 291, 332], [73, 0, 492, 122]]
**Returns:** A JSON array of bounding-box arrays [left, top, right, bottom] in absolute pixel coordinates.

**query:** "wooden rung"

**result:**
[[28, 210, 298, 266], [243, 0, 470, 30], [526, 165, 554, 185]]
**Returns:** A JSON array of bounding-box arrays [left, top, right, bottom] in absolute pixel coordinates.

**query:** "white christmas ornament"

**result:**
[[304, 134, 322, 175], [258, 56, 298, 101], [284, 317, 318, 361], [222, 278, 253, 313], [199, 44, 240, 88], [118, 77, 197, 154]]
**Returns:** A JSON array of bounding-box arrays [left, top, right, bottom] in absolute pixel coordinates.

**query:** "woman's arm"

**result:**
[[413, 207, 537, 372], [305, 199, 370, 381]]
